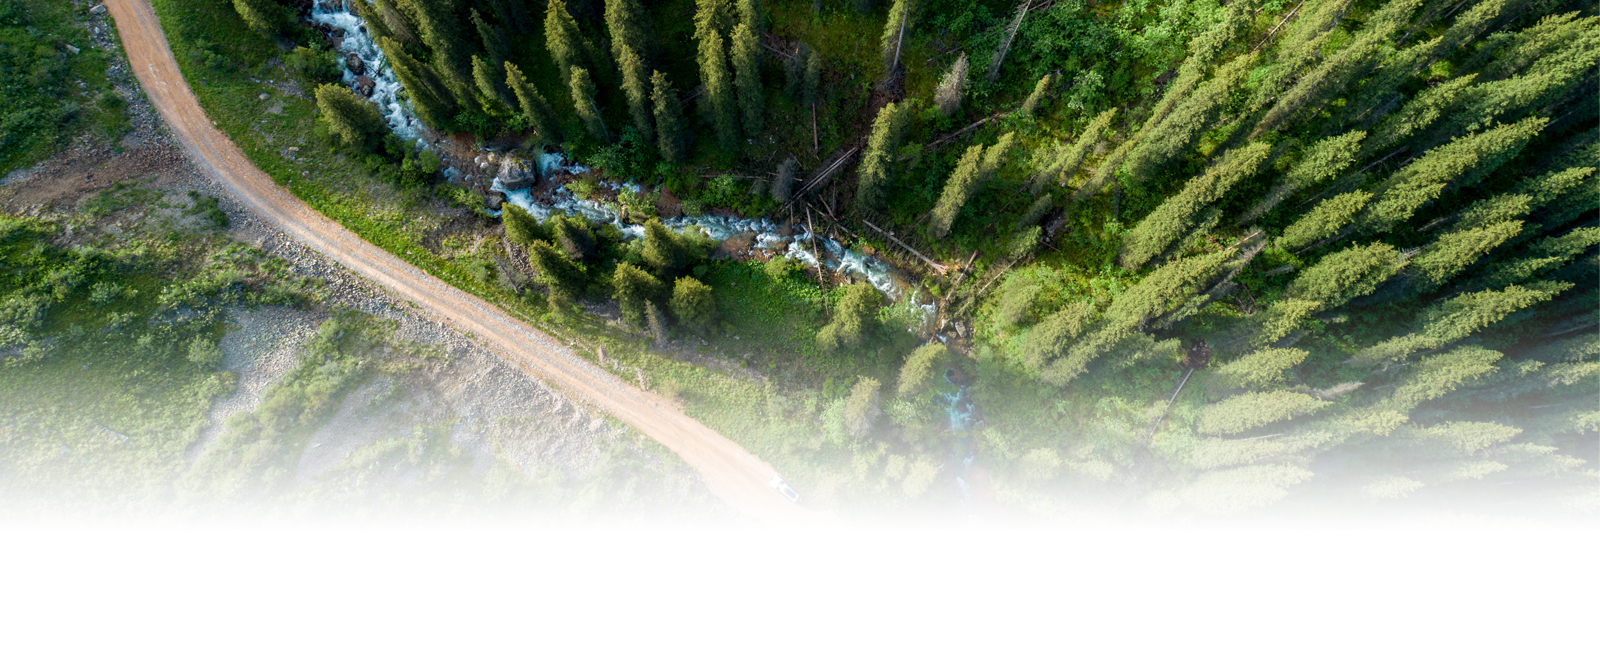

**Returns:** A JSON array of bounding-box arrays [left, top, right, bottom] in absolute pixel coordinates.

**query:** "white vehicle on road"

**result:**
[[769, 476, 801, 503]]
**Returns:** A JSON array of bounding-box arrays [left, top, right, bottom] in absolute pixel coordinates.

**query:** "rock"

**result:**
[[258, 93, 269, 100], [345, 53, 364, 76], [90, 5, 107, 14], [353, 76, 376, 97], [485, 191, 506, 211], [496, 157, 537, 191], [65, 44, 80, 55]]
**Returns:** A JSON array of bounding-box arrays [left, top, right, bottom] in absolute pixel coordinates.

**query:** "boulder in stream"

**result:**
[[485, 191, 506, 211], [497, 157, 537, 191], [345, 53, 365, 76]]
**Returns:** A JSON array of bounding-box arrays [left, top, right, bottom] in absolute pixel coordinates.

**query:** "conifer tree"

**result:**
[[699, 30, 740, 151], [1336, 0, 1513, 130], [1353, 283, 1567, 366], [315, 84, 388, 153], [1286, 242, 1407, 309], [1385, 346, 1505, 413], [406, 0, 476, 111], [1039, 250, 1233, 385], [929, 133, 1014, 239], [546, 0, 591, 85], [855, 102, 909, 211], [1449, 166, 1595, 232], [1250, 0, 1353, 112], [486, 0, 532, 33], [528, 240, 587, 307], [1198, 391, 1329, 437], [1363, 116, 1548, 234], [650, 71, 688, 163], [551, 215, 598, 261], [1030, 108, 1115, 193], [367, 0, 418, 48], [1214, 348, 1310, 390], [1408, 221, 1523, 293], [1018, 72, 1056, 118], [1470, 227, 1600, 291], [502, 205, 545, 247], [613, 263, 665, 329], [1121, 54, 1253, 184], [997, 283, 1046, 327], [472, 55, 514, 111], [738, 0, 765, 29], [646, 302, 670, 345], [802, 47, 822, 107], [1278, 190, 1373, 251], [731, 23, 764, 137], [934, 53, 969, 118], [695, 0, 735, 63], [569, 67, 608, 141], [1361, 75, 1477, 158], [1249, 0, 1425, 138], [505, 62, 561, 143], [642, 220, 689, 277], [817, 283, 883, 352], [1021, 302, 1098, 371], [617, 44, 654, 143], [233, 0, 289, 36], [380, 37, 457, 129], [471, 9, 511, 68], [670, 276, 716, 332], [880, 0, 918, 73], [897, 342, 947, 398], [1241, 131, 1366, 225], [844, 376, 883, 435], [606, 0, 652, 65], [772, 156, 798, 203], [1119, 142, 1272, 269]]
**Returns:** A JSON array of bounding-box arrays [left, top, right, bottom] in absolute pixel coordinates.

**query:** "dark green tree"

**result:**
[[315, 84, 388, 152], [897, 342, 947, 398], [569, 67, 608, 141], [699, 30, 740, 151], [1119, 142, 1272, 269], [670, 276, 716, 332], [528, 240, 587, 307], [232, 0, 290, 36], [817, 283, 883, 352], [854, 102, 909, 211], [929, 133, 1015, 239], [731, 22, 764, 137], [613, 262, 665, 328], [651, 70, 688, 163], [380, 36, 457, 129], [618, 44, 654, 143], [1031, 107, 1114, 193], [505, 62, 561, 143], [642, 220, 689, 277], [503, 204, 545, 246]]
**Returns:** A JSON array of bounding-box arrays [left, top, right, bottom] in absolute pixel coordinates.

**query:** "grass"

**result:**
[[0, 0, 131, 176]]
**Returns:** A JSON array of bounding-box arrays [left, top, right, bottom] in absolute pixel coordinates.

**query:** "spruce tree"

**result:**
[[695, 0, 736, 53], [1119, 142, 1272, 269], [1278, 190, 1373, 251], [1030, 107, 1115, 193], [487, 0, 532, 33], [1250, 0, 1353, 112], [405, 0, 476, 111], [569, 67, 608, 141], [1214, 348, 1310, 390], [528, 240, 587, 307], [646, 302, 670, 346], [1018, 72, 1056, 117], [934, 53, 969, 118], [731, 22, 764, 137], [1470, 227, 1600, 291], [605, 0, 652, 65], [1361, 75, 1478, 158], [817, 283, 883, 352], [368, 0, 418, 48], [502, 205, 544, 247], [772, 156, 798, 203], [1021, 302, 1098, 371], [1363, 117, 1549, 234], [897, 342, 947, 398], [315, 84, 388, 153], [1450, 166, 1596, 232], [1241, 131, 1366, 225], [802, 47, 822, 107], [1198, 391, 1329, 437], [844, 376, 883, 435], [929, 133, 1014, 239], [1385, 346, 1505, 413], [1121, 54, 1253, 184], [880, 0, 918, 73], [551, 215, 598, 261], [471, 9, 511, 67], [1286, 242, 1407, 309], [699, 31, 740, 151], [737, 0, 765, 30], [651, 70, 688, 163], [546, 0, 590, 85], [855, 101, 909, 211], [1353, 283, 1567, 366], [381, 37, 457, 129], [472, 55, 514, 112], [1408, 221, 1523, 293], [233, 0, 289, 36], [642, 220, 689, 277], [505, 62, 561, 143], [670, 276, 716, 332], [613, 262, 665, 328], [618, 44, 654, 143]]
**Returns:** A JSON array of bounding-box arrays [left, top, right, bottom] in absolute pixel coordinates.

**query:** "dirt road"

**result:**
[[105, 0, 813, 524]]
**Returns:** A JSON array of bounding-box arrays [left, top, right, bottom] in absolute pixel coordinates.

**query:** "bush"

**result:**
[[285, 46, 340, 85]]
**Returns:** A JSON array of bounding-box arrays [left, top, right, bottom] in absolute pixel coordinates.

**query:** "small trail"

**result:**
[[105, 0, 817, 524]]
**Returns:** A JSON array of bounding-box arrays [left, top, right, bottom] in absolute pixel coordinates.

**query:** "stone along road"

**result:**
[[104, 0, 813, 524]]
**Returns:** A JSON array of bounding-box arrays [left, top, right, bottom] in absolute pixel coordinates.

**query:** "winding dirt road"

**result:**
[[105, 0, 813, 524]]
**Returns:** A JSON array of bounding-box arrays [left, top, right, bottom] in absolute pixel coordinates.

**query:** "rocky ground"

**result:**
[[0, 9, 721, 515]]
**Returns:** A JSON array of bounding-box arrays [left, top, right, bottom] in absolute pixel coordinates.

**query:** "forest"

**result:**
[[12, 0, 1593, 516]]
